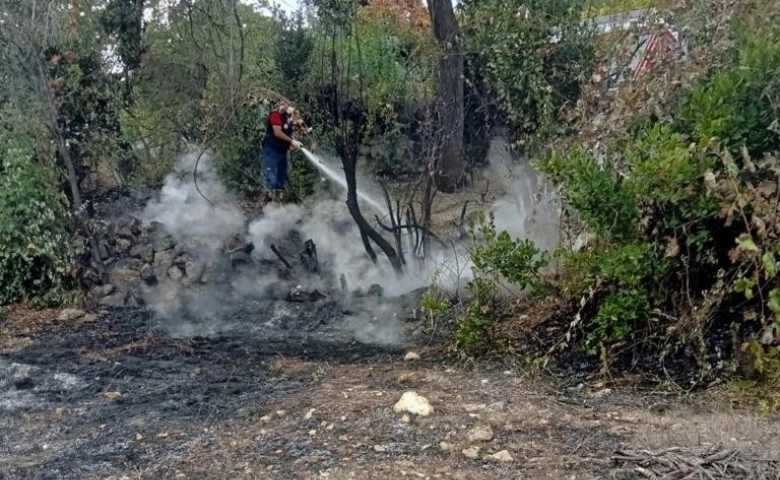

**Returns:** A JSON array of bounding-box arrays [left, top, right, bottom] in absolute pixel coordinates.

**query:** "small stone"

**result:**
[[393, 391, 433, 417], [400, 414, 410, 423], [338, 435, 349, 442], [462, 446, 480, 459], [114, 238, 132, 255], [168, 266, 184, 281], [57, 308, 85, 321], [439, 441, 453, 451], [103, 391, 123, 401], [592, 388, 613, 399], [130, 243, 154, 262], [367, 284, 384, 297], [276, 410, 287, 417], [487, 450, 513, 463], [374, 445, 387, 452], [305, 408, 316, 420], [185, 261, 203, 281], [260, 415, 272, 423], [152, 233, 176, 252], [140, 265, 157, 285], [135, 433, 144, 441], [100, 291, 127, 308], [308, 430, 316, 436], [466, 425, 494, 443], [153, 250, 175, 269], [404, 351, 420, 362], [462, 403, 486, 413]]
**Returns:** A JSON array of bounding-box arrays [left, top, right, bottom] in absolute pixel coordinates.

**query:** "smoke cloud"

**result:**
[[137, 147, 430, 345], [136, 137, 560, 342]]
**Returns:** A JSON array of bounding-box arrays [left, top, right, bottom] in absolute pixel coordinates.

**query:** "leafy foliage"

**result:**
[[678, 17, 780, 157], [460, 0, 596, 146], [528, 3, 780, 383], [456, 211, 549, 352], [0, 129, 74, 306]]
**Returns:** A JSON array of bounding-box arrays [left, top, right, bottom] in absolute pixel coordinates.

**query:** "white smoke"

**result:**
[[135, 138, 560, 341], [137, 147, 430, 344]]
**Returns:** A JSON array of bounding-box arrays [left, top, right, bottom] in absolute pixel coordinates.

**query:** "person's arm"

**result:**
[[272, 125, 294, 143]]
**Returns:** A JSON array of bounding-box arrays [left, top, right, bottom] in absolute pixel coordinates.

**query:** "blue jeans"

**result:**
[[262, 146, 288, 191]]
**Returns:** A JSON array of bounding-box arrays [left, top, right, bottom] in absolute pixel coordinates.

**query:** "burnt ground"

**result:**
[[2, 302, 780, 480]]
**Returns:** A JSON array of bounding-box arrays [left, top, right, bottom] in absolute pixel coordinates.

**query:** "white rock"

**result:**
[[404, 351, 420, 361], [393, 391, 433, 417], [305, 408, 316, 420], [592, 388, 613, 399], [57, 308, 85, 321], [439, 441, 453, 451], [466, 424, 494, 443], [487, 450, 514, 463], [374, 444, 387, 452], [462, 446, 480, 459], [462, 403, 486, 412]]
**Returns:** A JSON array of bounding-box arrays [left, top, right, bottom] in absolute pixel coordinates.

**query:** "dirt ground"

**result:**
[[2, 304, 779, 480]]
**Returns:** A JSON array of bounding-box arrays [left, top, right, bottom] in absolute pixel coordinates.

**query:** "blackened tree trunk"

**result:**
[[428, 0, 466, 193]]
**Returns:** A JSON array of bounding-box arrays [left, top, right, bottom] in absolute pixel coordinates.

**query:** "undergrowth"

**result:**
[[0, 128, 76, 307], [443, 1, 780, 388]]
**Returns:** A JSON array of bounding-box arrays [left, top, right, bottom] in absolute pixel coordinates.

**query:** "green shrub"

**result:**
[[455, 211, 548, 352], [678, 17, 780, 157], [0, 132, 75, 306], [539, 124, 720, 358], [540, 147, 638, 242]]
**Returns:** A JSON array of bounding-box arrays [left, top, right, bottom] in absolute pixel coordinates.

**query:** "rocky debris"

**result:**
[[102, 391, 123, 401], [393, 391, 433, 417], [289, 285, 326, 303], [10, 364, 35, 390], [486, 450, 513, 463], [404, 351, 421, 362], [83, 195, 334, 311], [57, 309, 85, 322], [462, 446, 480, 459], [466, 424, 494, 443], [352, 283, 384, 298], [84, 216, 245, 308]]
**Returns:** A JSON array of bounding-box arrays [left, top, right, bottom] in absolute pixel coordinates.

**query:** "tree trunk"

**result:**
[[342, 152, 404, 273], [428, 0, 466, 193]]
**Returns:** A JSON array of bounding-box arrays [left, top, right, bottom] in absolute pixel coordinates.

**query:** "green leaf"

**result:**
[[762, 252, 778, 278], [735, 277, 756, 300], [737, 233, 759, 252], [769, 289, 780, 316]]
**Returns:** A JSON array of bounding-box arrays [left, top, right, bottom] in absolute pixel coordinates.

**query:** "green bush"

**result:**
[[538, 124, 719, 357], [0, 132, 75, 306], [460, 0, 595, 144], [455, 211, 549, 352], [678, 17, 780, 157]]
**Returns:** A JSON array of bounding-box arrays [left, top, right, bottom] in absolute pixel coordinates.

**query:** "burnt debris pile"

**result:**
[[84, 212, 383, 309]]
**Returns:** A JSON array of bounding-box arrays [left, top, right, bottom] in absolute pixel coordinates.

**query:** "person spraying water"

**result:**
[[261, 100, 304, 205]]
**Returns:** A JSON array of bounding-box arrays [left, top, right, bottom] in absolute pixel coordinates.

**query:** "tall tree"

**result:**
[[427, 0, 466, 193]]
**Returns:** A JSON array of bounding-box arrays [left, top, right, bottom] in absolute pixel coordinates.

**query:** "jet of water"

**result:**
[[300, 148, 385, 213]]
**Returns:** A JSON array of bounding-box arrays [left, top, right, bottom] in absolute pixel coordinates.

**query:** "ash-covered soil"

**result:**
[[2, 303, 780, 480], [0, 299, 411, 480]]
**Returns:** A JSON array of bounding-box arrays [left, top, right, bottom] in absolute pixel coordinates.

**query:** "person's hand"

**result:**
[[291, 139, 303, 150]]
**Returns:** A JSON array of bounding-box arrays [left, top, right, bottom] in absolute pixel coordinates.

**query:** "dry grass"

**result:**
[[0, 306, 101, 353]]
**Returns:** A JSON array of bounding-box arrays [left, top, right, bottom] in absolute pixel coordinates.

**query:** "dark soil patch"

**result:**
[[0, 301, 407, 480]]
